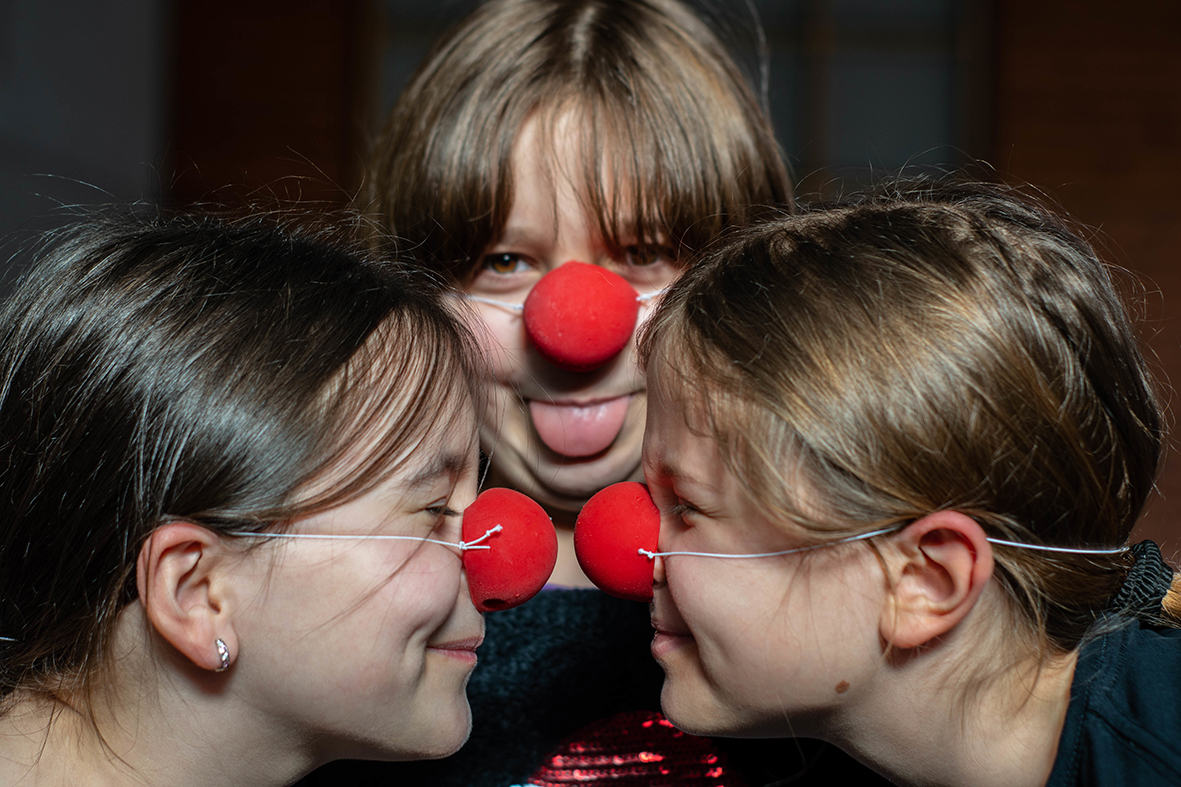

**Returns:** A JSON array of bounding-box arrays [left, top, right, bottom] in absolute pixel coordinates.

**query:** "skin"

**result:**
[[642, 363, 1078, 787], [229, 395, 485, 762], [642, 371, 887, 738], [465, 113, 678, 585], [0, 391, 485, 786]]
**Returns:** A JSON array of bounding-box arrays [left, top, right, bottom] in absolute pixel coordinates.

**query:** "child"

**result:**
[[366, 0, 791, 544], [315, 1, 880, 785], [630, 180, 1179, 786], [0, 211, 490, 785]]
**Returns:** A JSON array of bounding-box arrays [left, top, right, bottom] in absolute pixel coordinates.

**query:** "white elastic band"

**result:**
[[463, 295, 523, 312], [0, 526, 507, 645], [984, 537, 1126, 555], [463, 288, 667, 313], [225, 524, 503, 552], [639, 526, 899, 560], [639, 527, 1131, 560]]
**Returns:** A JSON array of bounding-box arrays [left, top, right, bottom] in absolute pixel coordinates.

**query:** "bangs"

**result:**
[[641, 227, 906, 541], [645, 312, 841, 538], [280, 302, 483, 518], [366, 0, 790, 281]]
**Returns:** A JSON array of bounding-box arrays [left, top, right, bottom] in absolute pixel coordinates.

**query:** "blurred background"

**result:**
[[1, 0, 1178, 552]]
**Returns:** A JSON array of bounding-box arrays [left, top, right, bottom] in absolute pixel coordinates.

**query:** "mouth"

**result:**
[[650, 619, 694, 659], [428, 635, 484, 664], [527, 394, 635, 458]]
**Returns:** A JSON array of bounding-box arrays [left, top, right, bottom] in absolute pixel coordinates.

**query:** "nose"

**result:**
[[573, 481, 661, 601], [461, 488, 558, 612], [651, 552, 667, 586], [522, 261, 641, 372]]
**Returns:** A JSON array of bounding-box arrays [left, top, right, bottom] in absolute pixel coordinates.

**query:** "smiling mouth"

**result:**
[[429, 635, 484, 663], [650, 615, 694, 654], [651, 619, 692, 638]]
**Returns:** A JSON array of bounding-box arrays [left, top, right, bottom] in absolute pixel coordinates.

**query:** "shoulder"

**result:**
[[1048, 621, 1181, 786]]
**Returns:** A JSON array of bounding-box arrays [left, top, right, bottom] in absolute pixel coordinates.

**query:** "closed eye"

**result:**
[[669, 499, 710, 523]]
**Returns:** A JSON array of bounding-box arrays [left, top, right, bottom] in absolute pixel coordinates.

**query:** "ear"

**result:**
[[880, 511, 994, 650], [137, 522, 239, 673]]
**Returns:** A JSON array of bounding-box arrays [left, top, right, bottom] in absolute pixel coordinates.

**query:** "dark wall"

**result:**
[[0, 0, 164, 292], [991, 0, 1181, 556], [169, 0, 375, 206]]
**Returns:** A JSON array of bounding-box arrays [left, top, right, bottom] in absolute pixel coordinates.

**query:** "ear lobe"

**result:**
[[137, 522, 238, 672], [880, 511, 994, 650]]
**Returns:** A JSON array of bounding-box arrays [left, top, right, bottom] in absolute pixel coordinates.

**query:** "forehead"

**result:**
[[644, 348, 719, 462], [508, 108, 636, 205]]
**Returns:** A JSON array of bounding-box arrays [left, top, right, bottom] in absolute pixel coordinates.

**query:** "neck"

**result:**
[[0, 615, 316, 787], [835, 598, 1077, 787]]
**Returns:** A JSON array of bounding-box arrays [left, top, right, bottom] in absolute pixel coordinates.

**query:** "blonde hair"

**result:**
[[640, 180, 1170, 654], [365, 0, 792, 280]]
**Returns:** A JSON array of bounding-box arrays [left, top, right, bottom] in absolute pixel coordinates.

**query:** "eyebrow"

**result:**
[[493, 224, 554, 248], [652, 458, 681, 481], [403, 452, 469, 490]]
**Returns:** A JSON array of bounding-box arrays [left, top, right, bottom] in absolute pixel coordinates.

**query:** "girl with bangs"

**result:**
[[0, 212, 489, 785], [309, 0, 887, 785], [623, 180, 1179, 786]]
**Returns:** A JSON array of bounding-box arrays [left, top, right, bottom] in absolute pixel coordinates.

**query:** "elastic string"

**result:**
[[638, 526, 899, 560], [462, 288, 666, 313], [224, 524, 503, 553], [463, 295, 523, 312], [0, 527, 506, 645], [639, 527, 1131, 560], [985, 537, 1126, 555]]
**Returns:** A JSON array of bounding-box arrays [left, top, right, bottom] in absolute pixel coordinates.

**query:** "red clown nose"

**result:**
[[523, 262, 641, 372], [574, 481, 661, 601], [462, 488, 558, 612]]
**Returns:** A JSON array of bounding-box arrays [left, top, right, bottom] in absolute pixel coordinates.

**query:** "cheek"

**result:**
[[674, 566, 804, 671], [465, 307, 522, 380], [394, 556, 465, 615]]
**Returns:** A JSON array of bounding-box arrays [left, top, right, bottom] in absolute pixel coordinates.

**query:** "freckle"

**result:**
[[834, 680, 850, 694]]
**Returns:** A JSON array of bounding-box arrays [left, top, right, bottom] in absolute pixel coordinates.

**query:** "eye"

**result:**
[[480, 253, 532, 275], [425, 504, 461, 519], [623, 243, 676, 268]]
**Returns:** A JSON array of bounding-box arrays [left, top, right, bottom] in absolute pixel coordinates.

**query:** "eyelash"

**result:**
[[623, 243, 675, 267], [480, 253, 532, 275], [668, 499, 704, 521]]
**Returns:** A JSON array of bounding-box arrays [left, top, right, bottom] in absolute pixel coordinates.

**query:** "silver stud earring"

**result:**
[[214, 638, 231, 672]]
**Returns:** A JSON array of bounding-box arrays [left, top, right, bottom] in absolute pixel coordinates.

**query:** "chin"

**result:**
[[660, 681, 778, 740], [659, 681, 721, 737], [535, 441, 644, 497], [410, 708, 474, 761]]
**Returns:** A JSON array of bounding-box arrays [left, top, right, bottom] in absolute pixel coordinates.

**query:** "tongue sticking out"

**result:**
[[529, 397, 632, 457]]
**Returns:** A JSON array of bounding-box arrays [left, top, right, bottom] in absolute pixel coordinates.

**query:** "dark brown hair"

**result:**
[[641, 180, 1169, 654], [0, 210, 481, 709], [365, 0, 792, 281]]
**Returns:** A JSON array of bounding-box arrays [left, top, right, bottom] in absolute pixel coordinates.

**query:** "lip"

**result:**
[[523, 392, 637, 407], [428, 635, 484, 664], [650, 620, 693, 660]]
